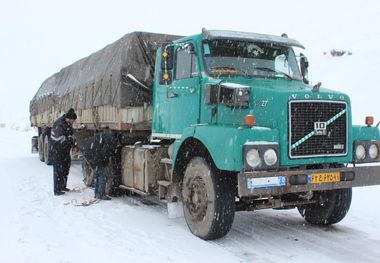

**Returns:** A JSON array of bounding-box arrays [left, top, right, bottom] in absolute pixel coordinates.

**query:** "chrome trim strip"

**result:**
[[151, 133, 182, 140]]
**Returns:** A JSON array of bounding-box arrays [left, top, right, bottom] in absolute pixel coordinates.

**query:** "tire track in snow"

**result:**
[[215, 209, 380, 262]]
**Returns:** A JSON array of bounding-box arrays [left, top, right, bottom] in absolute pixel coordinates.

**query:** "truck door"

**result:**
[[153, 42, 200, 139]]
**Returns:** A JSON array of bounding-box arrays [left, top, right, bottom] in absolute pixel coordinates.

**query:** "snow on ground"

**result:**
[[0, 128, 240, 263], [1, 125, 380, 263]]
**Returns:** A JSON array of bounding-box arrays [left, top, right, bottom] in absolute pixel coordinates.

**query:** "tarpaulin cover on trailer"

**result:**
[[30, 32, 181, 116]]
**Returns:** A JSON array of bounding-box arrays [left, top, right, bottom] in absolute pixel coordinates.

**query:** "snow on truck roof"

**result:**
[[202, 28, 305, 49]]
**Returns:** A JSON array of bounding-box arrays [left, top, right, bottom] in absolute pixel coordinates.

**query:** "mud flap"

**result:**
[[167, 202, 184, 219]]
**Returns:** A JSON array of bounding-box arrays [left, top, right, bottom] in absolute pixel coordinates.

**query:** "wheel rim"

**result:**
[[184, 175, 208, 222]]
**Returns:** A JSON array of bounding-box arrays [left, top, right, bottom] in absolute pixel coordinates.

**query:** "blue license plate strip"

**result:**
[[247, 176, 286, 189]]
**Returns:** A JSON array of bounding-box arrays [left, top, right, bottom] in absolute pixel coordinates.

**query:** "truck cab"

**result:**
[[152, 29, 380, 240]]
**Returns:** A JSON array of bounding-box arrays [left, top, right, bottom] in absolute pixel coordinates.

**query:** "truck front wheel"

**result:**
[[297, 188, 352, 225], [182, 157, 235, 240]]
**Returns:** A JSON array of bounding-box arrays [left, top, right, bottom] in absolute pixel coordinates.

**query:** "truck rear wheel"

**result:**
[[43, 135, 52, 165], [38, 134, 44, 162], [182, 157, 235, 240], [105, 163, 122, 196], [297, 188, 352, 225], [31, 136, 39, 153], [82, 158, 122, 195]]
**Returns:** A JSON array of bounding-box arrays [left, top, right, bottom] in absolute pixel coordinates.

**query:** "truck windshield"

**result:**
[[203, 39, 302, 81]]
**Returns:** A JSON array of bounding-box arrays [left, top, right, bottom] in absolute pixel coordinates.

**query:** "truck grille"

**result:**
[[289, 100, 348, 158]]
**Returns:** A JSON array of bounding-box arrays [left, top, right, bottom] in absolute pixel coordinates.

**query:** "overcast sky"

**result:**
[[0, 0, 378, 125]]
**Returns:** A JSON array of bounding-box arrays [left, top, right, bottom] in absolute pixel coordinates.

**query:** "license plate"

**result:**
[[311, 172, 341, 183], [247, 176, 286, 189]]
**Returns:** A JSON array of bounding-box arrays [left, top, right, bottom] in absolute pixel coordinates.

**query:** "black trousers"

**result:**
[[53, 159, 70, 193]]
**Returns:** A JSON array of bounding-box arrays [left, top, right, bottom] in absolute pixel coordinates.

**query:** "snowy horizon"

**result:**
[[1, 0, 380, 125]]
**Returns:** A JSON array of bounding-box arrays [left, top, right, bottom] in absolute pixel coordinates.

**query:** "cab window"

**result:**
[[175, 44, 198, 79]]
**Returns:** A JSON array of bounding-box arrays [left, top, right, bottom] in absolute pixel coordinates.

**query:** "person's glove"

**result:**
[[68, 135, 77, 147], [72, 145, 80, 154]]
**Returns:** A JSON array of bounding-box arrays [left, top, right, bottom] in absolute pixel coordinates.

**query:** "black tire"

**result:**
[[182, 157, 235, 240], [298, 188, 352, 225], [82, 160, 94, 187], [105, 162, 123, 196], [38, 134, 45, 162], [103, 165, 120, 196], [31, 136, 39, 153], [82, 157, 122, 195], [44, 135, 52, 165], [105, 148, 123, 196]]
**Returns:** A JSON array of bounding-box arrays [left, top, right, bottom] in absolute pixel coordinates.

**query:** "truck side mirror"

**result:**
[[185, 44, 195, 54], [300, 53, 309, 84]]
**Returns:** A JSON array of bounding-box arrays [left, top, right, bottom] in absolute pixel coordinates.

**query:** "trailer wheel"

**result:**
[[38, 134, 45, 162], [182, 157, 235, 240], [82, 160, 94, 187], [82, 158, 122, 195], [297, 188, 352, 225], [31, 136, 39, 153], [105, 163, 121, 196], [105, 151, 123, 196], [43, 135, 52, 165]]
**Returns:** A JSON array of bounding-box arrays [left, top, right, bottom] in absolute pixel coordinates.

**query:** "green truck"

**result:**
[[30, 29, 380, 240]]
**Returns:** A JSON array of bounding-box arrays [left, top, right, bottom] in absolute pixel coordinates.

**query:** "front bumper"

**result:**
[[238, 165, 380, 197]]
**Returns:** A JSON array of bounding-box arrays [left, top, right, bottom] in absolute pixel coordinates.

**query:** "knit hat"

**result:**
[[65, 108, 77, 120]]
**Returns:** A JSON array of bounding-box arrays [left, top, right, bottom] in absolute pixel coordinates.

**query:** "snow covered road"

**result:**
[[1, 128, 379, 263]]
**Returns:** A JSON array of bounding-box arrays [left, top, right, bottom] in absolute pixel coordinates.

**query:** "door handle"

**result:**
[[167, 91, 178, 98]]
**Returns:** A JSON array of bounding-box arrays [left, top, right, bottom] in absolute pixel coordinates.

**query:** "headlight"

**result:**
[[246, 149, 261, 168], [243, 142, 279, 170], [353, 140, 380, 163], [355, 144, 366, 160], [263, 148, 277, 166], [369, 144, 379, 159]]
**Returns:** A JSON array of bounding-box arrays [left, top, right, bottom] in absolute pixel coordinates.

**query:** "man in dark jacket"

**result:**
[[50, 108, 78, 196], [82, 129, 116, 200]]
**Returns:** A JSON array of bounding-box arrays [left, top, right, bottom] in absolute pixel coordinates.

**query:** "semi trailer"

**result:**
[[30, 29, 380, 240]]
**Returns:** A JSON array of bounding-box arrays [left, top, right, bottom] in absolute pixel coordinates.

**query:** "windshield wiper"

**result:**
[[254, 67, 293, 80]]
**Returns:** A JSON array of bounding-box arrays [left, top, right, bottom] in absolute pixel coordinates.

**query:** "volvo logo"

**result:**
[[290, 94, 345, 100], [314, 122, 327, 135]]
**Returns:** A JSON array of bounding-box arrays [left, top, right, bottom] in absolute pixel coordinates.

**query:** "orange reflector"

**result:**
[[366, 116, 374, 126], [245, 115, 256, 127], [163, 73, 170, 80], [162, 51, 168, 58]]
